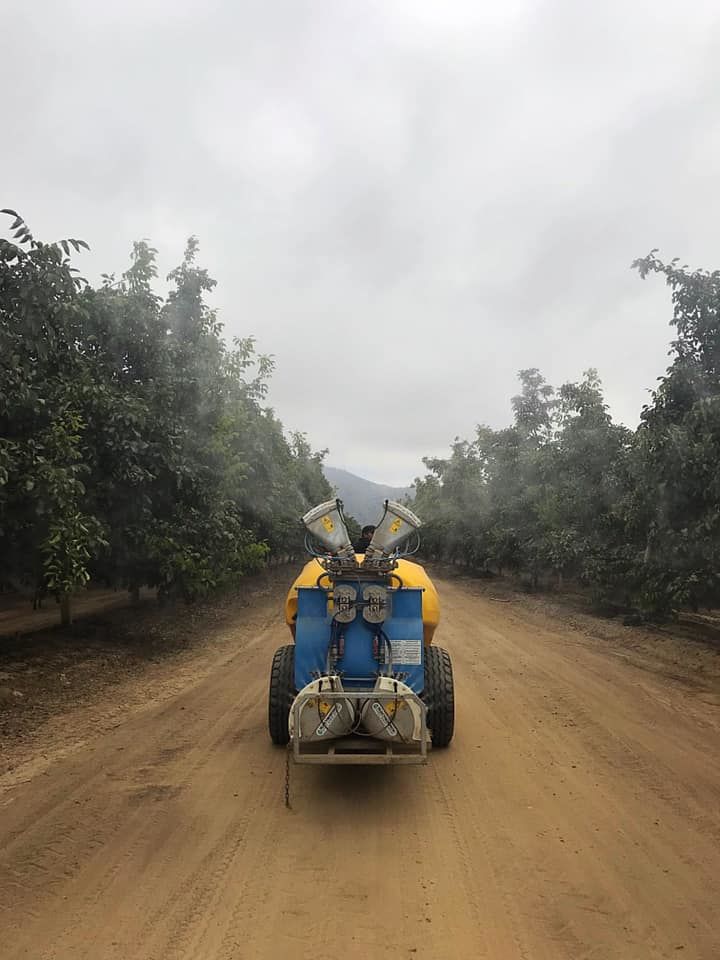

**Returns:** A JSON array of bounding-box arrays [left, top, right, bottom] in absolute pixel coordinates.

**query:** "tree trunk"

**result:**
[[130, 585, 140, 604], [60, 594, 72, 627], [643, 538, 652, 564]]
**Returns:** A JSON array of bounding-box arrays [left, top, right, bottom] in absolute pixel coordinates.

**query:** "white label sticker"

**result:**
[[383, 639, 422, 665], [371, 701, 398, 736], [315, 703, 343, 737]]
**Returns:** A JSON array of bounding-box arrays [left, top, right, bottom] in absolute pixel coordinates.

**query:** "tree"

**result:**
[[414, 369, 634, 600], [630, 253, 720, 613], [414, 251, 720, 619], [0, 211, 103, 622], [1, 212, 332, 618]]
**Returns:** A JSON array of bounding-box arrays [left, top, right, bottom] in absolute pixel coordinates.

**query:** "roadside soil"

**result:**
[[0, 586, 157, 638]]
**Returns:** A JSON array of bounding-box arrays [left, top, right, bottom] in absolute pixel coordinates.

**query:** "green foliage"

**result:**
[[415, 255, 720, 617], [0, 211, 330, 608], [629, 252, 720, 614], [343, 513, 362, 545], [414, 369, 635, 596]]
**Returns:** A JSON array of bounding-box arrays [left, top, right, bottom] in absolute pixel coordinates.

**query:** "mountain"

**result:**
[[322, 466, 414, 526]]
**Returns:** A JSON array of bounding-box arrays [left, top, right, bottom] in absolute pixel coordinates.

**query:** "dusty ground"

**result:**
[[1, 571, 719, 960], [0, 586, 155, 638]]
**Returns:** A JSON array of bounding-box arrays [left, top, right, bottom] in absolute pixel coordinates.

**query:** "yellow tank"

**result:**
[[285, 556, 440, 645]]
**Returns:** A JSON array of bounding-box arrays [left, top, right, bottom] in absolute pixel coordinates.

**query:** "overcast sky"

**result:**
[[3, 0, 720, 484]]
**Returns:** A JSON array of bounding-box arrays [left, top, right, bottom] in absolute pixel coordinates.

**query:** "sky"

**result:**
[[3, 0, 720, 485]]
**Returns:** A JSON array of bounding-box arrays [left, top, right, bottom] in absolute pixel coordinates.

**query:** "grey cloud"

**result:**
[[3, 0, 720, 485]]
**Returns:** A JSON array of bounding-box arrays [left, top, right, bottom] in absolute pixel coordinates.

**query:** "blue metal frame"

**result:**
[[294, 584, 425, 693]]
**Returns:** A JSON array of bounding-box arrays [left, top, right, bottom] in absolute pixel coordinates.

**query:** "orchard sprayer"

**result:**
[[268, 499, 454, 764]]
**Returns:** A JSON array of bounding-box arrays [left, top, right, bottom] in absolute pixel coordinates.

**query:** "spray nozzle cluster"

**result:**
[[301, 498, 421, 564]]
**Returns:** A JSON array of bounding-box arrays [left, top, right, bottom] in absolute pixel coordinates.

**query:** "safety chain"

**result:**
[[284, 742, 292, 809]]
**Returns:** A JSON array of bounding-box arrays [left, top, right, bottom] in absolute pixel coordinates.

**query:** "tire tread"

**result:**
[[268, 644, 295, 745], [423, 645, 455, 747]]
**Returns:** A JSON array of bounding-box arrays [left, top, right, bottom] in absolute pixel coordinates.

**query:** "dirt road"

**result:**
[[1, 575, 719, 960]]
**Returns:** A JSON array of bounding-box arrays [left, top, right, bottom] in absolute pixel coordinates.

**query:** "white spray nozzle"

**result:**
[[302, 499, 354, 557], [364, 500, 421, 561]]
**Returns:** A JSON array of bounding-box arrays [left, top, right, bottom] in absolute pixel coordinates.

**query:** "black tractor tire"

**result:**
[[423, 645, 455, 748], [268, 644, 296, 746]]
